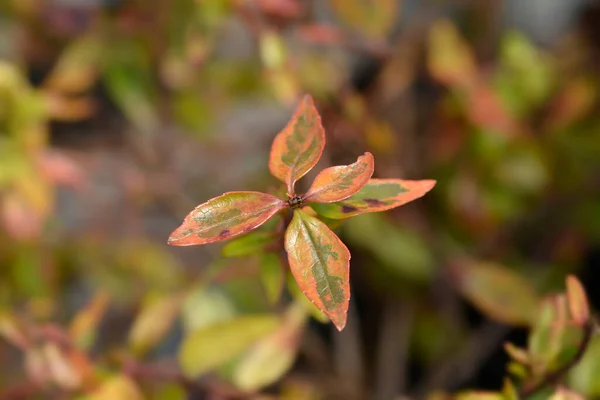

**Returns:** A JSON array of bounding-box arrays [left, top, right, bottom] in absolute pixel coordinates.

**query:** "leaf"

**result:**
[[304, 152, 374, 203], [452, 261, 539, 326], [566, 275, 589, 326], [181, 285, 237, 332], [128, 294, 181, 356], [178, 315, 279, 377], [168, 192, 286, 246], [330, 0, 397, 39], [221, 232, 277, 258], [284, 209, 350, 331], [86, 375, 144, 400], [69, 291, 109, 350], [269, 95, 326, 195], [311, 179, 436, 219], [260, 253, 284, 304], [427, 19, 477, 88], [232, 302, 307, 391], [455, 392, 505, 400], [344, 213, 435, 282], [569, 335, 600, 396], [43, 342, 81, 390]]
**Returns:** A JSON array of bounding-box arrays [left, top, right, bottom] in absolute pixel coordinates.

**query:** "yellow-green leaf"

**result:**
[[233, 302, 307, 391], [284, 209, 350, 331], [331, 0, 397, 39], [178, 315, 279, 377], [69, 291, 109, 350], [221, 232, 277, 258], [304, 152, 374, 204], [311, 179, 436, 219], [128, 294, 181, 355], [86, 375, 144, 400], [427, 19, 477, 88], [168, 192, 286, 246], [269, 95, 325, 195], [453, 261, 538, 326], [261, 253, 284, 304]]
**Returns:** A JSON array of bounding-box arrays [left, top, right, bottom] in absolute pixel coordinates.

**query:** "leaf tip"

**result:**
[[332, 313, 347, 331], [422, 179, 437, 192]]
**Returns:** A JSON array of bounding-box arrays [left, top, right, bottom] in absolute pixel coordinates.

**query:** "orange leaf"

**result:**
[[311, 179, 436, 219], [566, 275, 589, 326], [168, 192, 286, 246], [284, 209, 350, 330], [303, 152, 374, 204], [269, 95, 325, 196]]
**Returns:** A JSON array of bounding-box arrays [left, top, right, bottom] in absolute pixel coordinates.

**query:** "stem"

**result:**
[[519, 320, 595, 398]]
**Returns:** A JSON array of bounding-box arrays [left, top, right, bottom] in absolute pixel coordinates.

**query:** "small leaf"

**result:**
[[221, 232, 277, 258], [128, 294, 181, 356], [504, 342, 530, 364], [178, 315, 279, 377], [455, 392, 505, 400], [311, 179, 436, 219], [233, 302, 307, 391], [427, 19, 477, 88], [269, 95, 326, 195], [566, 275, 589, 326], [284, 209, 350, 331], [87, 375, 144, 400], [43, 342, 81, 390], [452, 261, 539, 326], [69, 291, 109, 350], [261, 253, 284, 304], [181, 285, 237, 332], [168, 192, 286, 246], [304, 152, 374, 203]]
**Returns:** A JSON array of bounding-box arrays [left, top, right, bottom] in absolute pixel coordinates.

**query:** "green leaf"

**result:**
[[260, 253, 284, 304], [330, 0, 398, 39], [455, 392, 505, 400], [284, 209, 350, 331], [178, 315, 279, 377], [304, 152, 374, 204], [452, 261, 538, 326], [181, 285, 237, 332], [103, 39, 159, 133], [221, 232, 277, 258], [569, 335, 600, 397], [344, 213, 435, 282], [311, 179, 436, 219], [168, 192, 286, 246], [84, 375, 144, 400], [269, 95, 326, 195], [128, 294, 181, 356], [232, 302, 307, 391]]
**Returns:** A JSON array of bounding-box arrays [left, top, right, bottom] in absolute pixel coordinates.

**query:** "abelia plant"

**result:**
[[168, 94, 436, 330]]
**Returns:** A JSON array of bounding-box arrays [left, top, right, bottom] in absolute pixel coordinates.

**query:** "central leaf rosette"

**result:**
[[168, 94, 436, 331]]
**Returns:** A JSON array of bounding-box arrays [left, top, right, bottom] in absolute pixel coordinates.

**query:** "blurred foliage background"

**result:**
[[1, 0, 600, 399]]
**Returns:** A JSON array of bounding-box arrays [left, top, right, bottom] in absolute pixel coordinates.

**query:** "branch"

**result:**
[[519, 320, 595, 398]]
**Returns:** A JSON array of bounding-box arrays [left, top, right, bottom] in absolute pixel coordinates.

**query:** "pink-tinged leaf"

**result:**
[[168, 192, 286, 246], [284, 209, 350, 331], [311, 179, 436, 219], [269, 95, 326, 196], [566, 275, 589, 326], [304, 152, 374, 204]]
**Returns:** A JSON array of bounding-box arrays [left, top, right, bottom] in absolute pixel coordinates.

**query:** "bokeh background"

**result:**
[[1, 0, 600, 399]]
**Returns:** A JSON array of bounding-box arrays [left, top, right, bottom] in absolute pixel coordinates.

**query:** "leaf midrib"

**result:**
[[193, 201, 281, 236], [296, 211, 339, 309]]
